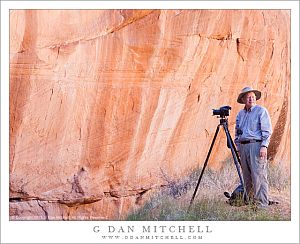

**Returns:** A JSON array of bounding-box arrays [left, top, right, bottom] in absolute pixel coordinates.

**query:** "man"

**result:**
[[234, 87, 272, 208]]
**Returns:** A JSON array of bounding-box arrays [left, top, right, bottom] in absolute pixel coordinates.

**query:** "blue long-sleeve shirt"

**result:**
[[234, 105, 272, 151]]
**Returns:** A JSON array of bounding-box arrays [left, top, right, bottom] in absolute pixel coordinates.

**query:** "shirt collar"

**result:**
[[244, 104, 257, 112]]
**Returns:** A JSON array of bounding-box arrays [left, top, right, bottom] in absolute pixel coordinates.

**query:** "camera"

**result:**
[[212, 105, 231, 117]]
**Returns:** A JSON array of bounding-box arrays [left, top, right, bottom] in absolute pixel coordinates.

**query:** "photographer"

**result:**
[[234, 87, 272, 209]]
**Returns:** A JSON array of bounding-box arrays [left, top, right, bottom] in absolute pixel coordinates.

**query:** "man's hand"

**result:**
[[260, 146, 267, 159]]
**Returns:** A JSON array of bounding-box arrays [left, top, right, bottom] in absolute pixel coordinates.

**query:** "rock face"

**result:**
[[9, 10, 290, 220]]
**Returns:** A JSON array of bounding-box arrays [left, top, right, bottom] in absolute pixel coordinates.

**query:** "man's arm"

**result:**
[[260, 108, 272, 148]]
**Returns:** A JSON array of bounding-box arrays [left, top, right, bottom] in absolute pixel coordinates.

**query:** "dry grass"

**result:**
[[126, 158, 291, 221]]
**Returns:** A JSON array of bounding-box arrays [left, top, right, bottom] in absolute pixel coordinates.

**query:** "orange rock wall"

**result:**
[[9, 10, 290, 220]]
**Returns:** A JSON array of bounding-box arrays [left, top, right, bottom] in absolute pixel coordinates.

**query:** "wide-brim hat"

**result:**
[[237, 87, 261, 104]]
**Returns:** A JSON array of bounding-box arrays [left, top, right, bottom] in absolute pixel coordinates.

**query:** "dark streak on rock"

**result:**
[[236, 38, 245, 61], [37, 200, 49, 220]]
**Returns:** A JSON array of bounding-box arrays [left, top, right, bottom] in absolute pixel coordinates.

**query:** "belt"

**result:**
[[240, 139, 262, 144]]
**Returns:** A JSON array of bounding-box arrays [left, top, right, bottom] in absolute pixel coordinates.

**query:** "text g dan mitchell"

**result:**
[[93, 225, 213, 234]]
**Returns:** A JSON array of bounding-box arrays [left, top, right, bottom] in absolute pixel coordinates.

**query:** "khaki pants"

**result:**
[[239, 142, 269, 207]]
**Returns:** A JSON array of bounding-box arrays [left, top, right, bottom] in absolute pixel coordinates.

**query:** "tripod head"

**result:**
[[219, 117, 228, 125]]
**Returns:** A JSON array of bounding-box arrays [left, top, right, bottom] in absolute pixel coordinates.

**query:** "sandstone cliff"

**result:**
[[9, 9, 290, 220]]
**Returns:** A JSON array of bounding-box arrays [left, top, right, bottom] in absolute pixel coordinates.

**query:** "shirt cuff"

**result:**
[[261, 141, 269, 148]]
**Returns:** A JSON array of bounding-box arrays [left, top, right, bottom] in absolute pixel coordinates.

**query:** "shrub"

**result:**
[[126, 159, 290, 221]]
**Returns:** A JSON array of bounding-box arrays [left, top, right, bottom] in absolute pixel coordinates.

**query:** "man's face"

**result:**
[[243, 92, 256, 108]]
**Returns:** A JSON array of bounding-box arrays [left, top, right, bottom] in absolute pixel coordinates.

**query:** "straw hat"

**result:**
[[237, 87, 261, 104]]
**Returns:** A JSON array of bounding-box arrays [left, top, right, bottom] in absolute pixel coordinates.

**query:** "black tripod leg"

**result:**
[[227, 131, 241, 165], [189, 125, 221, 208], [223, 125, 248, 202]]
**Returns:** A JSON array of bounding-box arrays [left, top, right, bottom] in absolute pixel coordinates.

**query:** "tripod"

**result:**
[[189, 116, 248, 208]]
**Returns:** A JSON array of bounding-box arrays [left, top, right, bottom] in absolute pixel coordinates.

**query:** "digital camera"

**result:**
[[212, 106, 231, 117]]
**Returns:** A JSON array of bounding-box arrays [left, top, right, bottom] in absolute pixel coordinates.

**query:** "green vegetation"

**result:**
[[126, 159, 291, 221]]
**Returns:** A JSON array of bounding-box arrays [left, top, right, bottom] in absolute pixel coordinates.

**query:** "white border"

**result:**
[[0, 0, 298, 10], [1, 1, 299, 243]]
